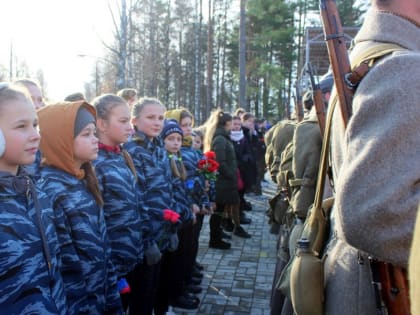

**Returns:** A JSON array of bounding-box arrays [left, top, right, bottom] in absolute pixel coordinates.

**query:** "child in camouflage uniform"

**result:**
[[38, 101, 123, 315], [92, 94, 151, 312], [0, 83, 68, 314], [124, 98, 178, 315]]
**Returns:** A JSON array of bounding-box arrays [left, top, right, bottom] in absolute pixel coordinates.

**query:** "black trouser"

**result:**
[[126, 259, 162, 315], [209, 203, 225, 241], [154, 223, 196, 314], [190, 214, 204, 279]]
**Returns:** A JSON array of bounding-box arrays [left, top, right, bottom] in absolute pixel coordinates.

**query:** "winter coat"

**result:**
[[231, 132, 256, 191], [39, 166, 122, 315], [0, 170, 67, 315], [124, 131, 174, 251], [93, 148, 149, 277], [211, 127, 239, 204], [324, 10, 420, 315]]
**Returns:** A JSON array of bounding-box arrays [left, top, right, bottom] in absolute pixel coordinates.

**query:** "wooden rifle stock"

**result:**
[[306, 63, 326, 136], [313, 90, 325, 136], [295, 85, 304, 122], [320, 0, 410, 313], [372, 260, 410, 315], [319, 0, 353, 127]]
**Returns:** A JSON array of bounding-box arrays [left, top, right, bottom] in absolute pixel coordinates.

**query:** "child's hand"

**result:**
[[210, 202, 216, 213]]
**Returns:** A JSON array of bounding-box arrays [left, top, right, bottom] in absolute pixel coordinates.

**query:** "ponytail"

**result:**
[[121, 149, 138, 181], [82, 162, 103, 207], [169, 154, 187, 181]]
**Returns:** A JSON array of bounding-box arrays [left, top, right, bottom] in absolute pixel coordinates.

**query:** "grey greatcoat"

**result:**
[[324, 10, 420, 315]]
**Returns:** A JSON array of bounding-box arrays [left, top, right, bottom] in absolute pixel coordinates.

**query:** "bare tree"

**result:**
[[194, 0, 203, 122], [206, 0, 214, 118], [238, 0, 247, 110]]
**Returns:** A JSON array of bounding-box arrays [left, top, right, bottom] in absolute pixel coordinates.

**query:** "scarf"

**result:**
[[99, 142, 121, 154], [230, 130, 244, 142]]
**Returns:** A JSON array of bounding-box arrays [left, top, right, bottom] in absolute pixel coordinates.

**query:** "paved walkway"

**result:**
[[171, 178, 278, 315]]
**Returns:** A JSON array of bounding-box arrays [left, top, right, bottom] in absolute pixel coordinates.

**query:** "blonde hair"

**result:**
[[131, 97, 165, 119], [0, 83, 31, 112], [92, 93, 138, 180], [203, 109, 232, 152]]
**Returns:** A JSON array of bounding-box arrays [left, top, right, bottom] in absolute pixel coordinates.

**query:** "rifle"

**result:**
[[306, 63, 326, 136], [320, 0, 410, 314], [294, 84, 304, 122]]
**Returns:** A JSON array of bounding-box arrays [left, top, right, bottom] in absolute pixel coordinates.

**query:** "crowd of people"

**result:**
[[0, 79, 268, 315]]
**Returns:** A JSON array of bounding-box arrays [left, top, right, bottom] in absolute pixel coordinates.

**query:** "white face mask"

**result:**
[[0, 129, 5, 158]]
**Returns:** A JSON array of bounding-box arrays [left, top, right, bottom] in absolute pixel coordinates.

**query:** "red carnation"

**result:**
[[198, 159, 208, 169], [204, 151, 216, 160], [163, 209, 180, 223], [207, 159, 219, 172]]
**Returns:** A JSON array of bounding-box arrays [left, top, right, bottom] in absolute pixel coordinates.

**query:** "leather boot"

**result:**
[[209, 214, 231, 250]]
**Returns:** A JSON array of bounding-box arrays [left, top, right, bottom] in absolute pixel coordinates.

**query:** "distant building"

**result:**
[[299, 26, 359, 77]]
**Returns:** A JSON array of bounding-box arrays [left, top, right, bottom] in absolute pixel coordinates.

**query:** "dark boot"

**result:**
[[209, 214, 231, 250], [234, 225, 251, 238], [209, 238, 231, 250], [221, 231, 232, 239], [221, 218, 234, 232]]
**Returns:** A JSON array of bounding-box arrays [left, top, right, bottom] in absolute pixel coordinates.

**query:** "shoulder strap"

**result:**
[[347, 43, 405, 88], [311, 42, 406, 239]]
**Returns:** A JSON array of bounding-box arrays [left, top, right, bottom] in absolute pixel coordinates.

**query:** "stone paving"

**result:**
[[171, 179, 278, 315]]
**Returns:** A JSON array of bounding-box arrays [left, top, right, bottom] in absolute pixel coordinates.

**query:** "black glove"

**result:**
[[168, 233, 179, 252], [145, 242, 162, 265]]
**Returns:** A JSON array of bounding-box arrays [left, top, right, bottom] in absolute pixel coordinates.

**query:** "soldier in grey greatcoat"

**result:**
[[324, 0, 420, 314]]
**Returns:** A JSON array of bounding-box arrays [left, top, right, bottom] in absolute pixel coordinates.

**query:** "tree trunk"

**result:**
[[117, 0, 127, 90], [238, 0, 247, 111], [206, 0, 213, 118], [194, 0, 203, 123]]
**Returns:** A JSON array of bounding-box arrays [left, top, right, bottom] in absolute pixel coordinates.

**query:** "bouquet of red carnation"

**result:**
[[197, 151, 219, 180]]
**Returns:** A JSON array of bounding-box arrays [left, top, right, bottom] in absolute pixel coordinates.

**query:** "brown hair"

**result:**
[[81, 162, 104, 207], [241, 112, 254, 122], [117, 88, 137, 101], [64, 92, 86, 102], [169, 153, 187, 180]]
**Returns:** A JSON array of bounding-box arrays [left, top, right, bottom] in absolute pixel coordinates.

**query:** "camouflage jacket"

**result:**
[[180, 146, 210, 207], [39, 166, 123, 315], [124, 131, 174, 251], [168, 154, 193, 226], [0, 170, 67, 315], [94, 148, 150, 277]]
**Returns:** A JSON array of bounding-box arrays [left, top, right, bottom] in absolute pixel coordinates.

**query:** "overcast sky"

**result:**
[[0, 0, 115, 101]]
